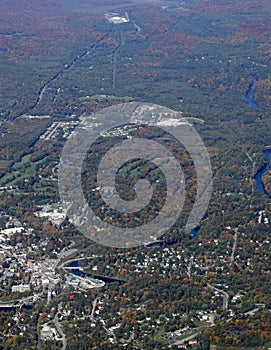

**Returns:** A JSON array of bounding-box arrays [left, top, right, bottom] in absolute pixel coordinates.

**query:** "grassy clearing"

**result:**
[[0, 153, 43, 187], [153, 325, 171, 345], [12, 153, 32, 170]]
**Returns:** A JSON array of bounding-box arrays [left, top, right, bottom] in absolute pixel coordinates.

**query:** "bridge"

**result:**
[[64, 266, 84, 271], [0, 302, 21, 308]]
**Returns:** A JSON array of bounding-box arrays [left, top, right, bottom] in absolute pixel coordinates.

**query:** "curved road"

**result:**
[[207, 283, 229, 310], [53, 303, 67, 350]]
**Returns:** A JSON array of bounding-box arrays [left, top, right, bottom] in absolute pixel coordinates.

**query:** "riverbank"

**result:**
[[65, 259, 125, 285]]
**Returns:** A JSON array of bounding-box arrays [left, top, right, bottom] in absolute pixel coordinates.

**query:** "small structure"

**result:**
[[104, 13, 129, 24], [41, 325, 54, 340], [232, 293, 243, 303]]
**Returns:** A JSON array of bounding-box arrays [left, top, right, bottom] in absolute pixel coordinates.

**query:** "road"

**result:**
[[53, 245, 78, 270], [53, 303, 67, 350], [36, 321, 41, 350], [0, 291, 43, 308], [172, 332, 200, 347], [127, 331, 135, 344], [59, 254, 101, 270], [112, 31, 125, 89], [46, 284, 52, 305], [131, 18, 142, 34], [103, 325, 116, 343], [24, 34, 108, 120], [90, 298, 98, 321], [245, 304, 265, 317], [187, 256, 194, 278], [230, 228, 238, 265], [41, 122, 59, 141], [170, 325, 210, 347], [207, 283, 229, 310]]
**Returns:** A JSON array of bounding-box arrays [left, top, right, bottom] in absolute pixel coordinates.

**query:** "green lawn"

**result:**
[[12, 153, 32, 170], [0, 153, 44, 187]]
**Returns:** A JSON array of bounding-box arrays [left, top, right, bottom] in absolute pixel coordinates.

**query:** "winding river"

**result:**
[[246, 76, 258, 107], [254, 149, 271, 195]]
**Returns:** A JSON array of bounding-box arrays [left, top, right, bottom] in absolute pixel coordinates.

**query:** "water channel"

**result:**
[[254, 149, 271, 196], [246, 76, 258, 107]]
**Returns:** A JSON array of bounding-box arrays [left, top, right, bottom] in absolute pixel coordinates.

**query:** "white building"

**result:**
[[11, 284, 31, 293], [41, 326, 54, 340]]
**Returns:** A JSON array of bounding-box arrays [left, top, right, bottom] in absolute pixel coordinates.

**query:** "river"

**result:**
[[190, 226, 200, 240], [254, 149, 271, 195], [0, 304, 33, 312], [246, 76, 258, 107], [67, 261, 124, 284], [146, 229, 200, 247]]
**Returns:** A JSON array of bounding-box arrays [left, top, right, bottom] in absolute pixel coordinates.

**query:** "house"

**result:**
[[41, 326, 54, 340]]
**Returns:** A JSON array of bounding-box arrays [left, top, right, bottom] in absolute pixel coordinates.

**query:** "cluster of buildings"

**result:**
[[0, 216, 33, 243], [25, 259, 61, 286], [39, 120, 78, 141], [100, 124, 138, 138], [34, 203, 67, 227], [0, 214, 63, 295], [66, 273, 105, 290]]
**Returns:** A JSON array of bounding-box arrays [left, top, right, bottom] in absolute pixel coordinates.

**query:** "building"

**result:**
[[11, 284, 30, 293], [41, 326, 54, 340]]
